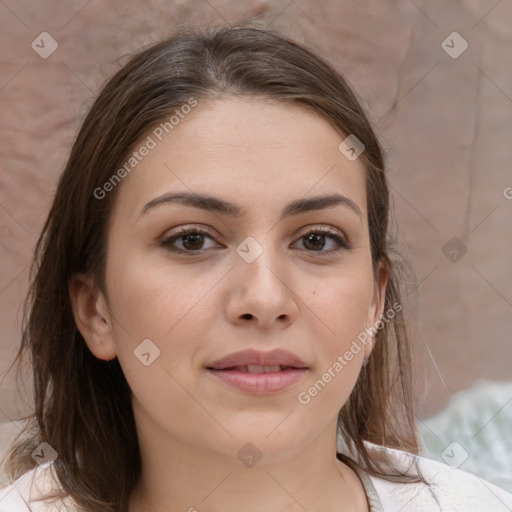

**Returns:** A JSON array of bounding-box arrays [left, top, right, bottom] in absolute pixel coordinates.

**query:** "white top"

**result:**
[[1, 443, 512, 511]]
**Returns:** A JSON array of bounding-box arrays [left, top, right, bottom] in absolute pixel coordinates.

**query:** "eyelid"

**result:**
[[161, 224, 216, 241], [294, 225, 351, 252], [160, 224, 219, 249], [296, 224, 347, 240]]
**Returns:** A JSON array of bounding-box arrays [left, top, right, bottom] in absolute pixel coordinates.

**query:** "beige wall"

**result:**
[[0, 0, 511, 429]]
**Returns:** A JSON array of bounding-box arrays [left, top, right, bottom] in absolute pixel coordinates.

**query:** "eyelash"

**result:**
[[160, 224, 351, 256]]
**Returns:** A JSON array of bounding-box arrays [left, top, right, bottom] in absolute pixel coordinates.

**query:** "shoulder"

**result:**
[[364, 443, 512, 512], [0, 465, 77, 512]]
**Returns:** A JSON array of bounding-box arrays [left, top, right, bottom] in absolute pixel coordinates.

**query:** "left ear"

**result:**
[[364, 260, 390, 357]]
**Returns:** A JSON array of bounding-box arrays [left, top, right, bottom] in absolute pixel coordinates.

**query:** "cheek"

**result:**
[[308, 263, 374, 352], [295, 262, 374, 405], [103, 252, 218, 427], [104, 249, 223, 372]]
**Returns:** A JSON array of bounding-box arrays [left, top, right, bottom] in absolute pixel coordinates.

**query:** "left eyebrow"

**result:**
[[139, 192, 363, 220]]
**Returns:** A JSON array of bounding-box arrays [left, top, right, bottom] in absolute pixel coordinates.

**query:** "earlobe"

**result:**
[[68, 273, 117, 361]]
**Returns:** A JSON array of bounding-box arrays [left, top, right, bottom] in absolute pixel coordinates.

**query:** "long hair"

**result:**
[[5, 21, 421, 511]]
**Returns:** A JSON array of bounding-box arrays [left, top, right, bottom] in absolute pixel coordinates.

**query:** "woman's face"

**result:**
[[75, 97, 387, 462]]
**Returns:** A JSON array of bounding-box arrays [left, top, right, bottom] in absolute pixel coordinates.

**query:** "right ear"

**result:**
[[68, 273, 117, 361]]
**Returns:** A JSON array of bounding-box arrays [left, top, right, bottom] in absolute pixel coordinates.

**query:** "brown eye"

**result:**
[[178, 232, 207, 251], [294, 228, 350, 254], [161, 227, 219, 253]]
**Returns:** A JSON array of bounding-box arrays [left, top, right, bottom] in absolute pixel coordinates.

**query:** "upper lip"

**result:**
[[207, 349, 308, 370]]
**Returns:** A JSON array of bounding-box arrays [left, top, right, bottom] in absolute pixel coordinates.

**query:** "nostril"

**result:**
[[241, 313, 253, 320]]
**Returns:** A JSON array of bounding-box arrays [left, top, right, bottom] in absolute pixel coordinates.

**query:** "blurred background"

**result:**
[[0, 0, 511, 491]]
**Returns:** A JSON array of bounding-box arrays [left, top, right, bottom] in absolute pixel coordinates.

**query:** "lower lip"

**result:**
[[207, 368, 307, 395]]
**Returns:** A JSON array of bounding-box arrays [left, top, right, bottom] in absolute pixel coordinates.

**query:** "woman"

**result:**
[[1, 23, 511, 512]]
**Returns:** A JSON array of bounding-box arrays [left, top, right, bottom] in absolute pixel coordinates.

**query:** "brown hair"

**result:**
[[5, 21, 422, 511]]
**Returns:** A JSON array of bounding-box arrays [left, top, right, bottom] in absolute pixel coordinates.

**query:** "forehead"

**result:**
[[110, 97, 368, 222]]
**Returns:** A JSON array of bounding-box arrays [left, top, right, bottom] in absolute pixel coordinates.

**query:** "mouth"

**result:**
[[206, 364, 308, 395], [209, 365, 303, 373], [206, 348, 309, 395]]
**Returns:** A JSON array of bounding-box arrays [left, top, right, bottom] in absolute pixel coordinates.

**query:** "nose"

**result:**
[[225, 244, 299, 330]]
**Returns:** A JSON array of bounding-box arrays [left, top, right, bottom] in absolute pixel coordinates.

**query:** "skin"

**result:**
[[69, 97, 388, 512]]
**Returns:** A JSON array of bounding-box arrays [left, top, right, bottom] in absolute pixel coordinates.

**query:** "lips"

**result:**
[[206, 349, 308, 395], [206, 348, 308, 371]]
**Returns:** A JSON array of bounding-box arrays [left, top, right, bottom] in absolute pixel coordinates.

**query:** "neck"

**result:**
[[127, 409, 368, 512]]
